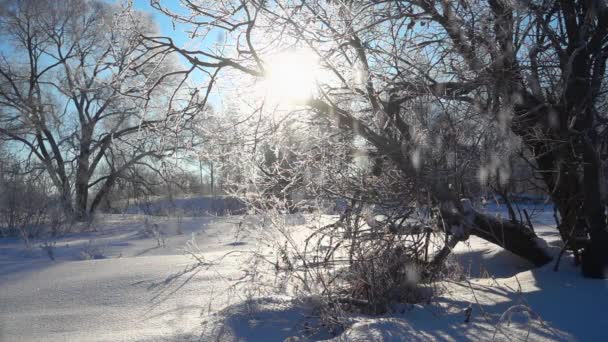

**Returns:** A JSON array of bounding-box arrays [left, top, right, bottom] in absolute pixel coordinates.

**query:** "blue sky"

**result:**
[[125, 1, 220, 103], [129, 0, 190, 45]]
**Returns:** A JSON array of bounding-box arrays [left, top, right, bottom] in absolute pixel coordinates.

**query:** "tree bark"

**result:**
[[519, 119, 608, 277], [89, 175, 116, 216], [74, 126, 94, 220], [59, 181, 74, 217], [580, 141, 608, 278], [74, 169, 89, 220], [468, 211, 553, 267], [441, 202, 553, 267]]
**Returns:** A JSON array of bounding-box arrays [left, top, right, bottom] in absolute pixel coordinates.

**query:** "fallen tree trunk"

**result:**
[[439, 200, 553, 267], [468, 211, 553, 266]]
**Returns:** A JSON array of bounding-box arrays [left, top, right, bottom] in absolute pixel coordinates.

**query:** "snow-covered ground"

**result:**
[[1, 203, 607, 341], [0, 214, 253, 341]]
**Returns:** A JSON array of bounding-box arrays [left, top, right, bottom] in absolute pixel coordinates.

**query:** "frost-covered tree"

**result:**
[[0, 0, 199, 219], [146, 0, 607, 278]]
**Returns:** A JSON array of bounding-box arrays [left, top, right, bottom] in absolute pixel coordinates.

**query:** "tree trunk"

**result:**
[[89, 175, 116, 216], [468, 211, 553, 266], [74, 175, 88, 221], [59, 181, 74, 218], [511, 96, 608, 277], [580, 142, 608, 278], [210, 161, 215, 197], [441, 201, 553, 267], [74, 127, 93, 221], [525, 133, 608, 277]]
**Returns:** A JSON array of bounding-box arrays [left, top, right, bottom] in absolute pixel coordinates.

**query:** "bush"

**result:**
[[208, 195, 452, 335], [79, 239, 106, 260], [269, 201, 443, 316], [0, 170, 60, 245]]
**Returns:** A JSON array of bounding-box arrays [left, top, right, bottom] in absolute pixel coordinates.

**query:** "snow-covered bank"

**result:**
[[1, 206, 607, 341], [0, 214, 253, 341], [202, 238, 608, 341]]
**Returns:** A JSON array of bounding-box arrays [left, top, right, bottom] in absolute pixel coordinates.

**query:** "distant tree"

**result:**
[[0, 0, 199, 219]]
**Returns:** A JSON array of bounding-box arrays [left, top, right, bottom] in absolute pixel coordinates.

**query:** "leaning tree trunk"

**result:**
[[89, 174, 117, 216], [468, 211, 553, 266], [438, 200, 553, 267]]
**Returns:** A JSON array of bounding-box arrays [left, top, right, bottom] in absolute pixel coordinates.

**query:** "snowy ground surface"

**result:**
[[1, 201, 607, 341]]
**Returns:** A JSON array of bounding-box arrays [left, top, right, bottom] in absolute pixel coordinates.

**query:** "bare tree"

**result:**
[[0, 0, 199, 219]]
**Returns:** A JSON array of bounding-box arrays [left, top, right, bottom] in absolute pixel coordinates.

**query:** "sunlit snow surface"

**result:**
[[1, 200, 607, 341]]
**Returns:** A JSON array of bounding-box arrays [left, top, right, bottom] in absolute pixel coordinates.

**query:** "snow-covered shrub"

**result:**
[[189, 112, 465, 330], [79, 239, 106, 260], [174, 208, 184, 235], [264, 200, 445, 317], [0, 168, 58, 245], [139, 217, 166, 247], [40, 240, 57, 261]]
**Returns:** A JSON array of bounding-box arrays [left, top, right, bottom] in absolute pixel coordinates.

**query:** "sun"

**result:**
[[258, 49, 321, 105]]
